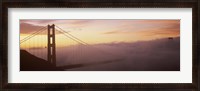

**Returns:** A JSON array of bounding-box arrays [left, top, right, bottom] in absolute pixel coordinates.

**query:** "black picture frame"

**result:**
[[1, 0, 199, 91]]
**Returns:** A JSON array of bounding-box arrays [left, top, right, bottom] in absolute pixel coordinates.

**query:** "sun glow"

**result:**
[[20, 20, 180, 49]]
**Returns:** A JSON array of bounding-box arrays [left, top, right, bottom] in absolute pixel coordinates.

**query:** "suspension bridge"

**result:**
[[20, 24, 123, 71]]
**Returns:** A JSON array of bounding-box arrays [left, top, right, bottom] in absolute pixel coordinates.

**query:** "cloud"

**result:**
[[60, 37, 180, 71], [29, 37, 180, 71], [35, 20, 58, 24], [29, 47, 44, 50], [102, 31, 122, 34], [20, 23, 65, 35], [132, 20, 180, 25], [21, 20, 59, 25], [20, 23, 45, 34], [20, 20, 93, 32], [21, 20, 94, 27], [60, 20, 95, 29], [102, 30, 132, 35], [68, 20, 92, 25], [139, 23, 180, 37], [101, 20, 180, 36]]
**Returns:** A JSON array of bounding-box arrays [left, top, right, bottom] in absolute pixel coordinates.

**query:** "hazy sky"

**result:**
[[20, 20, 180, 48]]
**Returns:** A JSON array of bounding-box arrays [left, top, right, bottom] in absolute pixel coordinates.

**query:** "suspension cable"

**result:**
[[56, 26, 89, 45], [55, 25, 121, 57], [55, 29, 85, 45], [20, 26, 47, 44]]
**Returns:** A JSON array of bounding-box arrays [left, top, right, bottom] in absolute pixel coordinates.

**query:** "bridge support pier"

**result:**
[[47, 24, 56, 66]]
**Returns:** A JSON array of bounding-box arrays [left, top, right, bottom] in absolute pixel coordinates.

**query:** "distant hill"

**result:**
[[20, 50, 64, 71]]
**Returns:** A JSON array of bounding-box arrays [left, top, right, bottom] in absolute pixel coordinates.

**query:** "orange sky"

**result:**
[[20, 20, 180, 48]]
